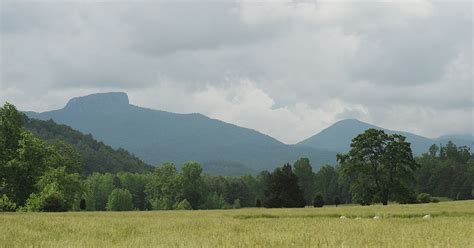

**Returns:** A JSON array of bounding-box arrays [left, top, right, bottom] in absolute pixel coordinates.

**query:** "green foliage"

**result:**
[[180, 161, 204, 209], [145, 163, 181, 209], [338, 129, 418, 205], [313, 193, 324, 208], [37, 167, 82, 210], [415, 142, 473, 200], [202, 192, 226, 209], [106, 189, 133, 211], [23, 117, 153, 175], [25, 183, 66, 212], [233, 199, 241, 209], [263, 163, 306, 208], [314, 165, 340, 205], [149, 197, 173, 210], [417, 193, 432, 203], [117, 172, 149, 210], [175, 199, 192, 210], [293, 158, 315, 205], [84, 173, 115, 211], [0, 194, 16, 212]]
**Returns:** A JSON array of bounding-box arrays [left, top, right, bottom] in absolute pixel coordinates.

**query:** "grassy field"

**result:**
[[1, 200, 473, 247]]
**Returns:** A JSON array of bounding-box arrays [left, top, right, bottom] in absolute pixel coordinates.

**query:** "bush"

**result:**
[[417, 193, 432, 203], [202, 192, 226, 209], [0, 194, 16, 212], [313, 193, 324, 208], [233, 199, 241, 209], [106, 189, 133, 211], [149, 197, 173, 210], [255, 199, 262, 208], [175, 199, 192, 210], [25, 183, 66, 212]]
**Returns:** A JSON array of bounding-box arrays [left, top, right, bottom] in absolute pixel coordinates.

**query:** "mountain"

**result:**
[[297, 119, 471, 155], [26, 92, 336, 171], [23, 115, 153, 175], [435, 134, 474, 149]]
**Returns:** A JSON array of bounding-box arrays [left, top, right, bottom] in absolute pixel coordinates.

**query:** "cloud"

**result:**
[[1, 0, 472, 143]]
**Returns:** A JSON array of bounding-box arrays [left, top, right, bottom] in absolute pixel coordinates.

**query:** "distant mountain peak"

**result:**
[[65, 92, 129, 111]]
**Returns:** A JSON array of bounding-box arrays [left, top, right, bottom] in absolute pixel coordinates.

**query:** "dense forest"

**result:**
[[1, 103, 473, 212], [23, 116, 153, 174]]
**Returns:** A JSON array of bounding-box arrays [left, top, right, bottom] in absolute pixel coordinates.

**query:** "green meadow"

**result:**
[[1, 200, 473, 248]]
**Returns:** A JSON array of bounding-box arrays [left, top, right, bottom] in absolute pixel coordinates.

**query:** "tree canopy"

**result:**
[[338, 129, 418, 205]]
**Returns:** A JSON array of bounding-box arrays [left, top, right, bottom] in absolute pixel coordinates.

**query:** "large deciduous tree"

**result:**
[[338, 129, 418, 205]]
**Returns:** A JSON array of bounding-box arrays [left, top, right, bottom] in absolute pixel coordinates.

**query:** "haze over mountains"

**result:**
[[25, 92, 472, 172], [298, 119, 473, 154], [26, 92, 336, 171]]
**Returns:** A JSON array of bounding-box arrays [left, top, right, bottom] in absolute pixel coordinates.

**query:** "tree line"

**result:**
[[1, 103, 473, 212]]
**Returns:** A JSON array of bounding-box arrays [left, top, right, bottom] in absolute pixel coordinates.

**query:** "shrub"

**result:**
[[106, 189, 133, 211], [233, 199, 241, 209], [79, 199, 86, 210], [313, 193, 324, 208], [202, 192, 226, 209], [149, 197, 173, 210], [175, 199, 192, 210], [255, 199, 262, 208], [25, 183, 66, 212], [417, 193, 432, 203], [0, 194, 16, 212]]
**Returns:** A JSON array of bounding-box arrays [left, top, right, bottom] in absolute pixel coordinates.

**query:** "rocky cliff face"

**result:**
[[64, 92, 130, 112]]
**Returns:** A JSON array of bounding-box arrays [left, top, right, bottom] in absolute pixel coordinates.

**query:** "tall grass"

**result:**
[[1, 200, 473, 247]]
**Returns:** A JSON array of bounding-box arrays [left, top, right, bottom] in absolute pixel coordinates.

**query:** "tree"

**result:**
[[313, 193, 324, 208], [36, 167, 82, 211], [263, 163, 306, 208], [417, 193, 432, 203], [84, 173, 115, 211], [4, 131, 51, 205], [179, 161, 204, 209], [314, 165, 340, 204], [338, 129, 418, 205], [25, 182, 66, 212], [0, 103, 22, 162], [0, 194, 16, 212], [145, 163, 181, 210], [293, 158, 315, 205], [106, 188, 133, 211], [175, 199, 192, 210], [334, 196, 341, 207]]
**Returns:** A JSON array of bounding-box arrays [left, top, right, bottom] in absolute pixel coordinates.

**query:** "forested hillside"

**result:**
[[23, 116, 153, 175]]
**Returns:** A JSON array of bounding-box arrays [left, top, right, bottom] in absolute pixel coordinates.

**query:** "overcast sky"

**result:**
[[1, 0, 472, 144]]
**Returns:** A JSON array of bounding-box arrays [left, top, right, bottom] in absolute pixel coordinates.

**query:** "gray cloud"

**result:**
[[1, 0, 472, 143]]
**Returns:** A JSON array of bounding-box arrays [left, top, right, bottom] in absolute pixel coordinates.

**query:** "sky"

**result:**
[[1, 0, 472, 144]]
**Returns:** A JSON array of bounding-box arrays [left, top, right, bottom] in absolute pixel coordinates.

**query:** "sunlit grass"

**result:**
[[1, 200, 473, 247]]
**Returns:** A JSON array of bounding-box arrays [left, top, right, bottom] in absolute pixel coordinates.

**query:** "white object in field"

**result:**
[[422, 214, 432, 219], [340, 215, 347, 219], [373, 215, 380, 219]]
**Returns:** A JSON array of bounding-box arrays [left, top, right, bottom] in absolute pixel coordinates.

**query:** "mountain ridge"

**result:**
[[26, 92, 336, 171], [298, 119, 473, 154]]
